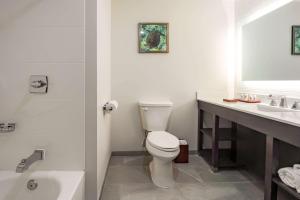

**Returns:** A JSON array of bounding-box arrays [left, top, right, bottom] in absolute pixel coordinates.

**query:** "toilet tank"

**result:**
[[139, 101, 173, 131]]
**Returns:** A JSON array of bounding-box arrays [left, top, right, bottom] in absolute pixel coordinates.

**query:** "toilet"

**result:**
[[139, 101, 180, 188]]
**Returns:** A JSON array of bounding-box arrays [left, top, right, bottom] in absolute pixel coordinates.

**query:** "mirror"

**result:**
[[242, 1, 300, 81]]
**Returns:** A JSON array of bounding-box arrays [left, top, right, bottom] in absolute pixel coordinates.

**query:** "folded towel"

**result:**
[[278, 167, 300, 189], [294, 164, 300, 172], [293, 165, 300, 193], [296, 182, 300, 193]]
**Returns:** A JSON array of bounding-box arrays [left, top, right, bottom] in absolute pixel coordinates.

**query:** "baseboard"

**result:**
[[189, 150, 198, 155], [111, 151, 150, 156], [111, 150, 198, 156]]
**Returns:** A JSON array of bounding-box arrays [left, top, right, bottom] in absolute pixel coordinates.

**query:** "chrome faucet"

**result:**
[[268, 94, 277, 106], [16, 149, 45, 173], [279, 96, 288, 108], [292, 101, 300, 110]]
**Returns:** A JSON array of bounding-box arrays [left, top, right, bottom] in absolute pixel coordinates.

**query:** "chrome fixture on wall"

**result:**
[[16, 149, 45, 173], [29, 75, 48, 94], [103, 100, 118, 113], [0, 123, 16, 133]]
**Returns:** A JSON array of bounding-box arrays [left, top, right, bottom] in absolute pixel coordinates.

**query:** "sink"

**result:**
[[257, 103, 300, 112]]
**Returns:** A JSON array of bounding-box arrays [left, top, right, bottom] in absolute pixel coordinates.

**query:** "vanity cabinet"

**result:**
[[197, 99, 300, 200], [198, 107, 238, 172]]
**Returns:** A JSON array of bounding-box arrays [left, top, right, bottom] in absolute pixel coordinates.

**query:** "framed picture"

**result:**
[[138, 23, 169, 53], [292, 26, 300, 55]]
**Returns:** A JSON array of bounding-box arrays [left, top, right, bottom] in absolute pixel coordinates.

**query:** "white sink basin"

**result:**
[[257, 103, 300, 112]]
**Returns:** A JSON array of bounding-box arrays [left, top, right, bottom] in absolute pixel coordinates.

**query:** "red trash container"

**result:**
[[174, 139, 189, 163]]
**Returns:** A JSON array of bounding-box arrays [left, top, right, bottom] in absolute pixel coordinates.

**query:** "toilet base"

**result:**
[[149, 157, 175, 188]]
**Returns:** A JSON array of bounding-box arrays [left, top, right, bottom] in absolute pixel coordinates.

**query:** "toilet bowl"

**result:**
[[138, 100, 180, 188], [146, 131, 179, 188]]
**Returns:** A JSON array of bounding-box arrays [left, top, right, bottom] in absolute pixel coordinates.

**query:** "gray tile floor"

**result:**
[[101, 155, 264, 200]]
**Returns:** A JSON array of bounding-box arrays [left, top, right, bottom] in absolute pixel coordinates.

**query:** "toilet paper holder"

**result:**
[[103, 100, 118, 113]]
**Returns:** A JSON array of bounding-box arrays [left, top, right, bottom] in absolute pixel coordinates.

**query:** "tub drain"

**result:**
[[27, 179, 38, 191]]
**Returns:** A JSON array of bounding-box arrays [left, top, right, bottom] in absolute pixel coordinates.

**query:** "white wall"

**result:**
[[0, 0, 84, 170], [97, 0, 112, 197], [111, 0, 235, 151]]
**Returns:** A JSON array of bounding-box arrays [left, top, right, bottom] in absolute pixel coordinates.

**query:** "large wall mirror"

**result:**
[[242, 1, 300, 81]]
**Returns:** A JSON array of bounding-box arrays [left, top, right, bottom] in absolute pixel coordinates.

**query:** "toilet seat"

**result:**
[[147, 131, 179, 152]]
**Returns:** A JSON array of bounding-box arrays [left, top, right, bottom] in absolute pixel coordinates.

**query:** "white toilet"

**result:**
[[139, 101, 180, 188]]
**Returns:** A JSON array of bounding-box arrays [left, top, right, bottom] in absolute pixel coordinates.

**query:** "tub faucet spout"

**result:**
[[16, 149, 45, 173]]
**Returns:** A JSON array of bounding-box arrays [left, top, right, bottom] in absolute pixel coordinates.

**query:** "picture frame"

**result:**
[[138, 23, 169, 53], [292, 25, 300, 55]]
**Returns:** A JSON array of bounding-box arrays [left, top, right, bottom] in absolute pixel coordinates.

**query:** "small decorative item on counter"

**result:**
[[240, 93, 249, 101], [238, 99, 261, 103], [223, 98, 239, 103], [174, 139, 189, 163], [223, 94, 260, 103], [238, 93, 261, 103]]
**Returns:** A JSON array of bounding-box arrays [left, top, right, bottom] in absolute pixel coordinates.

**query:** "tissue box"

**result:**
[[174, 139, 189, 163]]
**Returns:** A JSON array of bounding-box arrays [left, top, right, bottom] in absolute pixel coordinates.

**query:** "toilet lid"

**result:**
[[147, 131, 179, 151]]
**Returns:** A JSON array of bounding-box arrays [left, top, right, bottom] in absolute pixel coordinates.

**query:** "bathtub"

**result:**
[[0, 171, 84, 200]]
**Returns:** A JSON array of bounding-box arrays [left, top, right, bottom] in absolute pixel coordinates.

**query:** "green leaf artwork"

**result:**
[[138, 23, 169, 53], [292, 26, 300, 55]]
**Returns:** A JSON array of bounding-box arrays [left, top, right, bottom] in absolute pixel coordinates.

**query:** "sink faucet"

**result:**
[[292, 101, 300, 110], [16, 149, 45, 173], [279, 96, 288, 108], [268, 94, 277, 106]]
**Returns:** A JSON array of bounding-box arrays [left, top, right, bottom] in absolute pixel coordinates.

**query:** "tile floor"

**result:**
[[101, 155, 264, 200]]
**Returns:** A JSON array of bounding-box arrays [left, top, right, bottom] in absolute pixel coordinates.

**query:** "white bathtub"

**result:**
[[0, 171, 84, 200]]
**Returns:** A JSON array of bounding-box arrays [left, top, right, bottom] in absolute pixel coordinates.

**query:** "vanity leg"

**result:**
[[198, 107, 204, 154], [230, 122, 237, 162], [212, 115, 219, 172], [264, 136, 279, 200]]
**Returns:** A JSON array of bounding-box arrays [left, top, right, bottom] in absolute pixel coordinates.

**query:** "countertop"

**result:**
[[197, 96, 300, 128]]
